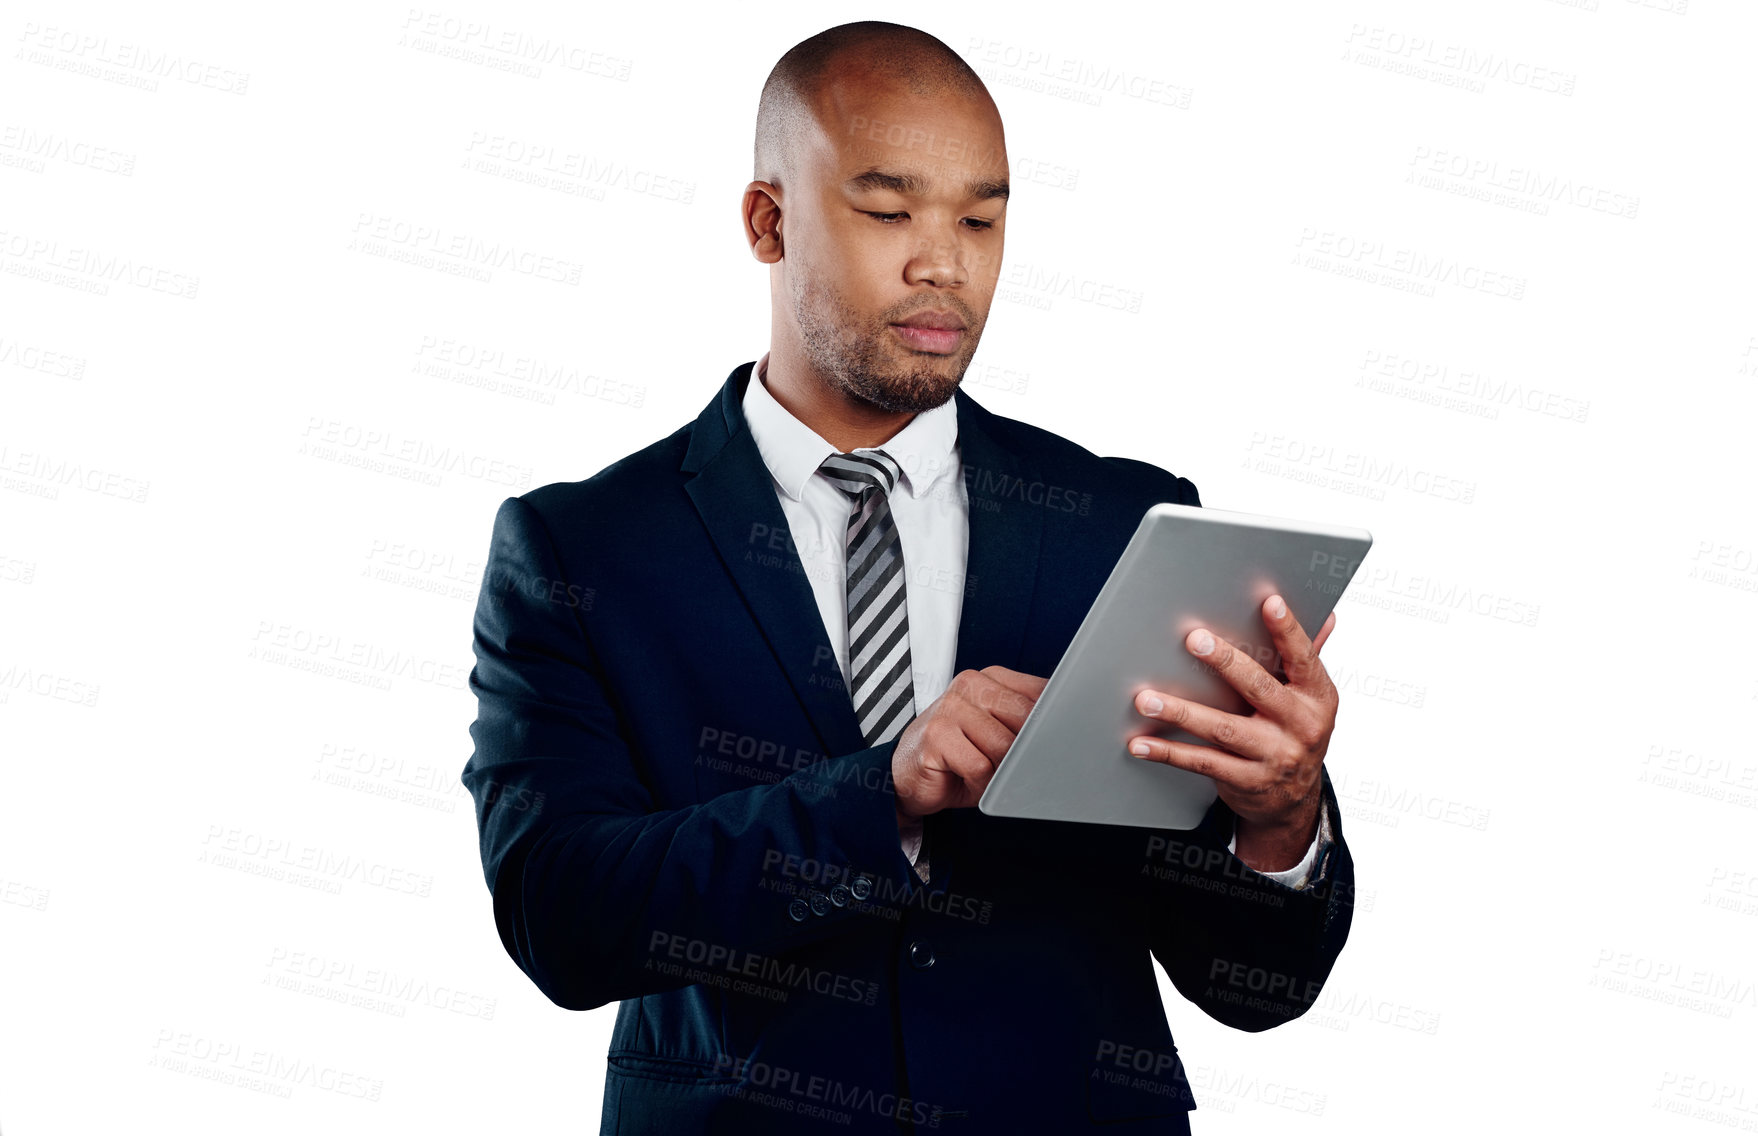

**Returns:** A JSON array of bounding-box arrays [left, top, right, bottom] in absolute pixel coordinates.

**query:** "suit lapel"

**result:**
[[683, 363, 868, 760]]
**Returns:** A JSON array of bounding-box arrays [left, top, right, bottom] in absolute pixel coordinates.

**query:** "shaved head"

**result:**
[[755, 22, 991, 189]]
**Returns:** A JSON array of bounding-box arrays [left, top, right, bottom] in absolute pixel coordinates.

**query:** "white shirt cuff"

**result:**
[[1227, 800, 1330, 890]]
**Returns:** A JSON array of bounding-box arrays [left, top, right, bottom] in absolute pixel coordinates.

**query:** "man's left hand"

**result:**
[[1126, 595, 1340, 874]]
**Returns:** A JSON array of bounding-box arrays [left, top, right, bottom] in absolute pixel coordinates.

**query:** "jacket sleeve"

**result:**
[[1140, 769, 1356, 1031], [461, 495, 920, 1012], [1105, 459, 1357, 1030]]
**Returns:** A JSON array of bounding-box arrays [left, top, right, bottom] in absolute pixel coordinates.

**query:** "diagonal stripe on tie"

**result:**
[[847, 530, 902, 624], [851, 598, 909, 683], [847, 504, 899, 575], [849, 568, 905, 647], [856, 650, 914, 738]]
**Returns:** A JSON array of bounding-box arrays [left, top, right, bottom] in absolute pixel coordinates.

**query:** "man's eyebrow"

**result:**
[[967, 177, 1010, 202], [845, 167, 1011, 203]]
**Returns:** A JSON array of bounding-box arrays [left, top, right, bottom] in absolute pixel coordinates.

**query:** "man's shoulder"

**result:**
[[969, 398, 1201, 507], [514, 420, 695, 533]]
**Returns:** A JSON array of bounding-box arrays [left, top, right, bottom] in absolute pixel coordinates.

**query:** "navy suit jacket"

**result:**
[[462, 361, 1355, 1134]]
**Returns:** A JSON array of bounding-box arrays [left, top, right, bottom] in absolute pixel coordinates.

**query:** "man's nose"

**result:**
[[903, 226, 971, 289]]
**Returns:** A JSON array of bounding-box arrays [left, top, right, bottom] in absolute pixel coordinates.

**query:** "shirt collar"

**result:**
[[743, 351, 959, 503]]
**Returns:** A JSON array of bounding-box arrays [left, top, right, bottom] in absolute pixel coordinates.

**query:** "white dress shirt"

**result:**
[[742, 352, 1323, 888]]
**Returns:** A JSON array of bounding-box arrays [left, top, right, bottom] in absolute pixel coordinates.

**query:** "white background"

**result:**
[[3, 1, 1755, 1133]]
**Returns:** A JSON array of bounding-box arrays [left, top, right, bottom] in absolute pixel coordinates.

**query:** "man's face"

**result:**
[[782, 70, 1008, 413]]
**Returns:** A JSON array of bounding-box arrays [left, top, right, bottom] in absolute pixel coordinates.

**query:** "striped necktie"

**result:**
[[818, 449, 917, 745], [819, 449, 929, 883]]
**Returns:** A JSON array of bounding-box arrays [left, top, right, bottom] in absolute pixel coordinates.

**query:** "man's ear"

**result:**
[[743, 181, 783, 264]]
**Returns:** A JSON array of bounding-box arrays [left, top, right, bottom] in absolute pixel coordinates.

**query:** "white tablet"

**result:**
[[977, 502, 1373, 830]]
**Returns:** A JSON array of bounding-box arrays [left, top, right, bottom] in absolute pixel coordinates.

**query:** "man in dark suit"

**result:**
[[463, 20, 1355, 1134]]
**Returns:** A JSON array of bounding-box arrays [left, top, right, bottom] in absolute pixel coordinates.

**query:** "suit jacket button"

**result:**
[[829, 883, 850, 907], [908, 940, 935, 969], [809, 890, 830, 916], [851, 876, 872, 901], [788, 898, 810, 922]]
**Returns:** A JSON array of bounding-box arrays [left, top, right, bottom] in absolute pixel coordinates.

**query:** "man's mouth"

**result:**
[[890, 310, 966, 355]]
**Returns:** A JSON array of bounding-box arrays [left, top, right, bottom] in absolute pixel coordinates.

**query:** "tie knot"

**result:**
[[819, 449, 902, 501]]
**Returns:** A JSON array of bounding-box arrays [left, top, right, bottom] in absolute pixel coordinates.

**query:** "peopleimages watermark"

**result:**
[[1294, 228, 1526, 300], [461, 132, 695, 204], [1590, 948, 1757, 1019], [1303, 987, 1442, 1035], [0, 663, 100, 708], [1329, 770, 1491, 831], [1, 875, 51, 912], [1342, 563, 1541, 628], [199, 823, 436, 898], [1638, 742, 1757, 809], [312, 740, 496, 817], [0, 443, 149, 503], [698, 726, 834, 781], [1356, 348, 1591, 424], [760, 850, 995, 925], [348, 213, 584, 286], [0, 124, 136, 176], [1690, 539, 1758, 595], [1704, 866, 1758, 919], [0, 334, 87, 379], [998, 261, 1144, 312], [398, 9, 632, 81], [709, 1053, 946, 1128], [298, 416, 534, 490], [362, 536, 483, 604], [1204, 958, 1330, 1022], [0, 229, 199, 298], [1341, 24, 1577, 96], [965, 38, 1193, 108], [248, 619, 471, 692], [955, 462, 1094, 515], [1652, 1071, 1758, 1130], [1244, 431, 1478, 504], [1092, 1040, 1196, 1108], [264, 946, 497, 1021], [15, 23, 250, 95], [414, 335, 646, 408], [149, 1028, 382, 1102], [1407, 145, 1638, 220], [645, 931, 879, 1007]]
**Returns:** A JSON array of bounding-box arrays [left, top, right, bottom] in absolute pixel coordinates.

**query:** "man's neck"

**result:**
[[763, 345, 916, 454]]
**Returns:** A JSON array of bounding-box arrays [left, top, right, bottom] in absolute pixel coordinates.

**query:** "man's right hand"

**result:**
[[890, 666, 1047, 823]]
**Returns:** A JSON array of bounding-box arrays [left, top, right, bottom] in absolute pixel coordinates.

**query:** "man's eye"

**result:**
[[862, 212, 994, 229]]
